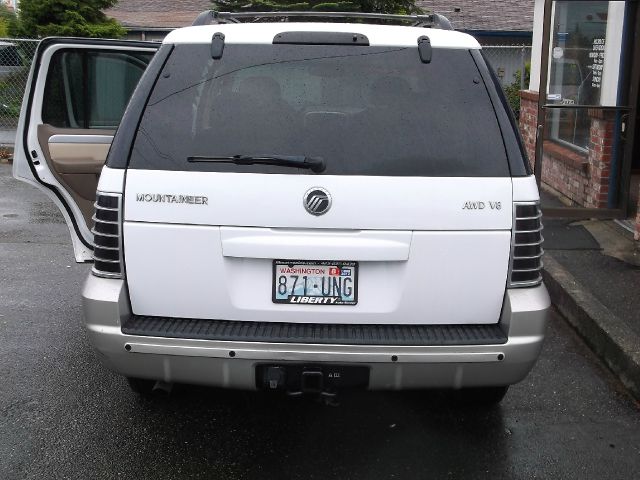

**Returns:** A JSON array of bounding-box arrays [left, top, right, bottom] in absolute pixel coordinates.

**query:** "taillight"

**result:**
[[91, 192, 123, 278], [509, 202, 543, 287]]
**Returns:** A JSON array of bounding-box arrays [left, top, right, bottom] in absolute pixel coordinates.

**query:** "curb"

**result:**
[[543, 254, 640, 401]]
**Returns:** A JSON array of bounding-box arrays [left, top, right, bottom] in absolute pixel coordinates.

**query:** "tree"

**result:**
[[0, 4, 18, 37], [212, 0, 422, 15], [16, 0, 125, 38]]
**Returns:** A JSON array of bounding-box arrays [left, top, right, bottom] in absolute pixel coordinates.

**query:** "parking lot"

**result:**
[[1, 163, 640, 479]]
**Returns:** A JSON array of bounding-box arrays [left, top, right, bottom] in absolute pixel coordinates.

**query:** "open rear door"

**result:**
[[13, 38, 158, 261]]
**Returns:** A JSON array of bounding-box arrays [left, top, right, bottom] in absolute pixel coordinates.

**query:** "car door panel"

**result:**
[[39, 125, 114, 227], [47, 133, 113, 174]]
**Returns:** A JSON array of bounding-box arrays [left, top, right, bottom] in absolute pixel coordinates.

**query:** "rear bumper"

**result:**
[[82, 276, 550, 390]]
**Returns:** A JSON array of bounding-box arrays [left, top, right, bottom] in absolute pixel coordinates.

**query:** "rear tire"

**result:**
[[126, 377, 155, 396], [451, 386, 509, 406]]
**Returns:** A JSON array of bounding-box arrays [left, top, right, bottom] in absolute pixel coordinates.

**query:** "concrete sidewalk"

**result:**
[[543, 219, 640, 400]]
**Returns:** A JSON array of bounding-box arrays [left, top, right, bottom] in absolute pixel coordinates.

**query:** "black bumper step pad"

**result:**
[[122, 316, 507, 346]]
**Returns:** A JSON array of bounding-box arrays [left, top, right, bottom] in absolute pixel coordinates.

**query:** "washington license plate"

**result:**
[[272, 260, 358, 305]]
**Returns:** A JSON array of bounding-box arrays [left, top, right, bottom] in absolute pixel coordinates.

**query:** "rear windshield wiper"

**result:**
[[187, 154, 326, 173]]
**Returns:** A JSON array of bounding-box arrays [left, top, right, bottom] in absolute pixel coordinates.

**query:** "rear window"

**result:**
[[129, 43, 509, 177]]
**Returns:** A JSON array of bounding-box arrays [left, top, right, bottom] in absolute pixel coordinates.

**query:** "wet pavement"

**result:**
[[544, 217, 640, 338], [1, 164, 640, 479]]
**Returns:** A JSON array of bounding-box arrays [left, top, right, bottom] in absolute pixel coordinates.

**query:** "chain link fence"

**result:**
[[0, 40, 531, 145], [0, 38, 38, 145], [483, 45, 531, 88], [483, 45, 532, 118]]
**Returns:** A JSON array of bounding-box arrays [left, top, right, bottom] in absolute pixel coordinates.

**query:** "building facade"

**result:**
[[520, 0, 640, 238]]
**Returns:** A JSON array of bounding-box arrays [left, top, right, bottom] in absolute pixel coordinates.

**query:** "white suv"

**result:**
[[14, 12, 549, 404]]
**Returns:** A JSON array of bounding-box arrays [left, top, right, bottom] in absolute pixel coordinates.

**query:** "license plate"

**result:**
[[272, 260, 358, 305]]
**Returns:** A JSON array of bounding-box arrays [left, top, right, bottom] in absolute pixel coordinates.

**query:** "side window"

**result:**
[[42, 49, 153, 130]]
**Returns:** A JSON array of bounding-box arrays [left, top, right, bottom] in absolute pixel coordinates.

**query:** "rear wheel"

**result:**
[[451, 386, 509, 406], [126, 377, 155, 396]]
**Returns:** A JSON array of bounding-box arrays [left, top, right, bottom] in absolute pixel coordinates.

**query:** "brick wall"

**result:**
[[518, 90, 615, 209], [540, 141, 591, 205], [585, 110, 615, 208], [519, 90, 538, 170]]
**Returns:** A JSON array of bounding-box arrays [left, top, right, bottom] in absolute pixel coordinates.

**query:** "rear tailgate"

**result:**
[[123, 171, 511, 324]]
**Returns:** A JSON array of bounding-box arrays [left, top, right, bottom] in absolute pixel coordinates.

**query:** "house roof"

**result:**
[[105, 0, 211, 29], [105, 0, 535, 33], [416, 1, 535, 32]]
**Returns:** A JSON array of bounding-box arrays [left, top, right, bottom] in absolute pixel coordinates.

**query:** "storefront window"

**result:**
[[547, 1, 609, 150]]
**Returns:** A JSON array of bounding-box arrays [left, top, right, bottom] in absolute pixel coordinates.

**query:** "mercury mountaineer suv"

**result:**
[[14, 11, 550, 404]]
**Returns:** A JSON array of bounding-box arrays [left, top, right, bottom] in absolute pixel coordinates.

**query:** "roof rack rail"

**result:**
[[192, 10, 453, 30]]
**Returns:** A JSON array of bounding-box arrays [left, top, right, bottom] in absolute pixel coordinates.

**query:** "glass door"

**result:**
[[535, 0, 637, 218]]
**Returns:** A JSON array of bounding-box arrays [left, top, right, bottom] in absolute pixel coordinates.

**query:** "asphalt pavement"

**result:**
[[1, 164, 640, 480]]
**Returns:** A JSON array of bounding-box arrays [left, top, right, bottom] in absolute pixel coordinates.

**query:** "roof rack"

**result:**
[[192, 10, 453, 30]]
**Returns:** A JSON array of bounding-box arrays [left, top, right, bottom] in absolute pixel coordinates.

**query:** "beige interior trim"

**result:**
[[48, 143, 111, 174]]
